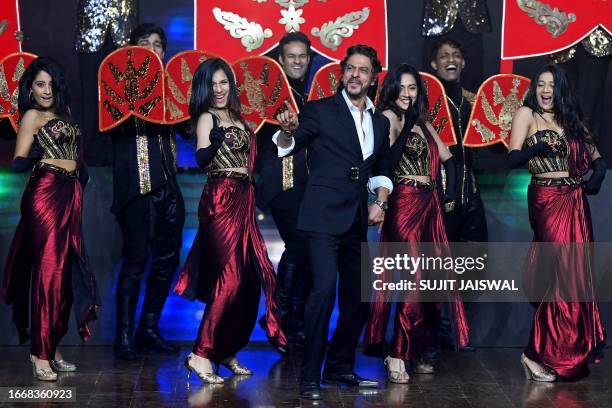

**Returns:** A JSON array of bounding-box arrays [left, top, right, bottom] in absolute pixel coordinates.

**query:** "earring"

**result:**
[[29, 91, 33, 101]]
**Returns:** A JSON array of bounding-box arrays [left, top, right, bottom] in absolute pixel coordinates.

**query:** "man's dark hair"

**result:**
[[429, 38, 464, 62], [278, 31, 311, 57], [340, 44, 383, 75], [129, 23, 168, 52]]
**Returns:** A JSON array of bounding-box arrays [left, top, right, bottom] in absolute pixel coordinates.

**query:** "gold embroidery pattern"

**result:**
[[136, 131, 152, 194], [429, 94, 449, 137], [516, 0, 576, 38], [526, 129, 569, 174], [209, 126, 251, 171], [103, 100, 124, 120], [213, 7, 273, 52], [12, 57, 25, 82], [181, 57, 194, 83], [170, 135, 177, 172], [102, 50, 161, 117], [311, 7, 370, 51], [281, 156, 294, 190], [0, 19, 8, 36], [238, 62, 282, 119], [165, 96, 184, 120], [472, 78, 527, 143]]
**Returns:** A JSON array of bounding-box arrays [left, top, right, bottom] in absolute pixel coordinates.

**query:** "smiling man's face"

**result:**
[[431, 43, 465, 83]]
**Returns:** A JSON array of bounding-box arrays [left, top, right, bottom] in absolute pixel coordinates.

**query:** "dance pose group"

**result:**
[[0, 22, 606, 400]]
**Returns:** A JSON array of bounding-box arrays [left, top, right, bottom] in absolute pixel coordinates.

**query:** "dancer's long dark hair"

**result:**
[[18, 56, 71, 119], [523, 64, 591, 145], [377, 63, 428, 121], [189, 58, 242, 129]]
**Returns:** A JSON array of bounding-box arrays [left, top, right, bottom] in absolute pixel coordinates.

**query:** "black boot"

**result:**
[[289, 263, 310, 345], [115, 293, 138, 361], [276, 261, 296, 335], [135, 312, 179, 354]]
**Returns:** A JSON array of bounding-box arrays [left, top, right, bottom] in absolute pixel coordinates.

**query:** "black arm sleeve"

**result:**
[[11, 156, 34, 172], [583, 157, 607, 195], [507, 141, 552, 169], [195, 145, 222, 170]]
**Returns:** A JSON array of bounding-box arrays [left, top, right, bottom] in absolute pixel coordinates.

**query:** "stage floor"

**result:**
[[0, 345, 610, 407]]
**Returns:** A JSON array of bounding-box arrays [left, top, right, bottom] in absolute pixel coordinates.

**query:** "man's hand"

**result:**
[[368, 203, 385, 229], [276, 100, 298, 134]]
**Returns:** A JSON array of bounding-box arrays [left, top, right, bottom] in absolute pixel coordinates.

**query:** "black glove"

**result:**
[[209, 123, 226, 148], [78, 166, 89, 188], [11, 156, 33, 172], [583, 157, 606, 195], [195, 124, 226, 170], [507, 141, 553, 169], [442, 156, 457, 212], [385, 99, 420, 177]]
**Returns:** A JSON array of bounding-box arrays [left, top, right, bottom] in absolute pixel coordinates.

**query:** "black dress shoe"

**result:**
[[135, 313, 179, 355], [322, 372, 378, 388], [299, 381, 322, 400], [114, 332, 139, 361]]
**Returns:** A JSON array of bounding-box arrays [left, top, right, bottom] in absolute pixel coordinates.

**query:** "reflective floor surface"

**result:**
[[1, 345, 611, 407]]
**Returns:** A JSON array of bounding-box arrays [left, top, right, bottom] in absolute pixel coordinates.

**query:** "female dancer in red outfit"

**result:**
[[1, 57, 99, 381], [364, 64, 468, 383], [174, 58, 287, 383], [508, 64, 606, 381]]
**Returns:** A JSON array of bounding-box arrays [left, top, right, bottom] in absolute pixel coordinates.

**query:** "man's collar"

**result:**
[[341, 88, 375, 113]]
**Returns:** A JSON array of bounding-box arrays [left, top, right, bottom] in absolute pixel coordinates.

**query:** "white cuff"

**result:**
[[272, 130, 295, 157], [368, 175, 393, 195]]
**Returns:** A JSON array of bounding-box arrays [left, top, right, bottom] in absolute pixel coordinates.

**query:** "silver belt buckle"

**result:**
[[349, 167, 359, 180]]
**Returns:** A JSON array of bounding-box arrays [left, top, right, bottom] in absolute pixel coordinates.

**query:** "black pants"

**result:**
[[116, 179, 185, 319], [442, 192, 488, 243], [301, 213, 369, 382], [269, 188, 307, 266]]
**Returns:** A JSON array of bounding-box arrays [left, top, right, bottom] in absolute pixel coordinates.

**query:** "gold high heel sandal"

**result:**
[[220, 357, 252, 376], [30, 355, 57, 382], [384, 356, 410, 384], [185, 353, 224, 384], [520, 354, 556, 382]]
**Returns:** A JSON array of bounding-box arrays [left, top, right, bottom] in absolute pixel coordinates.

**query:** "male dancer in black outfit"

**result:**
[[430, 38, 487, 352], [276, 45, 405, 400], [255, 32, 312, 345], [112, 23, 184, 360]]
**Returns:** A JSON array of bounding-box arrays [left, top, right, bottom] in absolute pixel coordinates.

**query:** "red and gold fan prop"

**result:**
[[98, 47, 165, 131], [0, 52, 37, 131], [463, 74, 531, 148], [233, 56, 298, 133], [164, 50, 220, 124], [0, 1, 22, 58], [419, 73, 457, 147]]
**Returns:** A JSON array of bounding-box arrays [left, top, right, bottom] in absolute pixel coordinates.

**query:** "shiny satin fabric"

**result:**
[[174, 129, 287, 361], [523, 137, 605, 380], [364, 123, 469, 360], [1, 164, 100, 360]]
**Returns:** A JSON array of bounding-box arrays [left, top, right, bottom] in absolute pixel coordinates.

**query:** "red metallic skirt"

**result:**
[[174, 175, 286, 361], [523, 180, 605, 379], [1, 163, 99, 360], [364, 183, 469, 360]]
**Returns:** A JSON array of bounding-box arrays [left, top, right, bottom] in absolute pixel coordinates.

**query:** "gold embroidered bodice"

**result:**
[[526, 129, 569, 174], [34, 118, 80, 161], [209, 126, 250, 171], [394, 131, 431, 178]]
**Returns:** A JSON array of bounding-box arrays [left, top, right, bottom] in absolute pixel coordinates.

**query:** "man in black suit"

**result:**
[[275, 44, 393, 400], [255, 32, 312, 346]]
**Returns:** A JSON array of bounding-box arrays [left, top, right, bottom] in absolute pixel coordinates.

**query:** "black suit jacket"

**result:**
[[285, 92, 390, 235]]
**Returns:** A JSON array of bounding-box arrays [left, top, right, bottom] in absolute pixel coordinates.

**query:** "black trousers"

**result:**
[[301, 213, 369, 382], [116, 179, 185, 319], [442, 191, 488, 243], [269, 187, 307, 266]]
